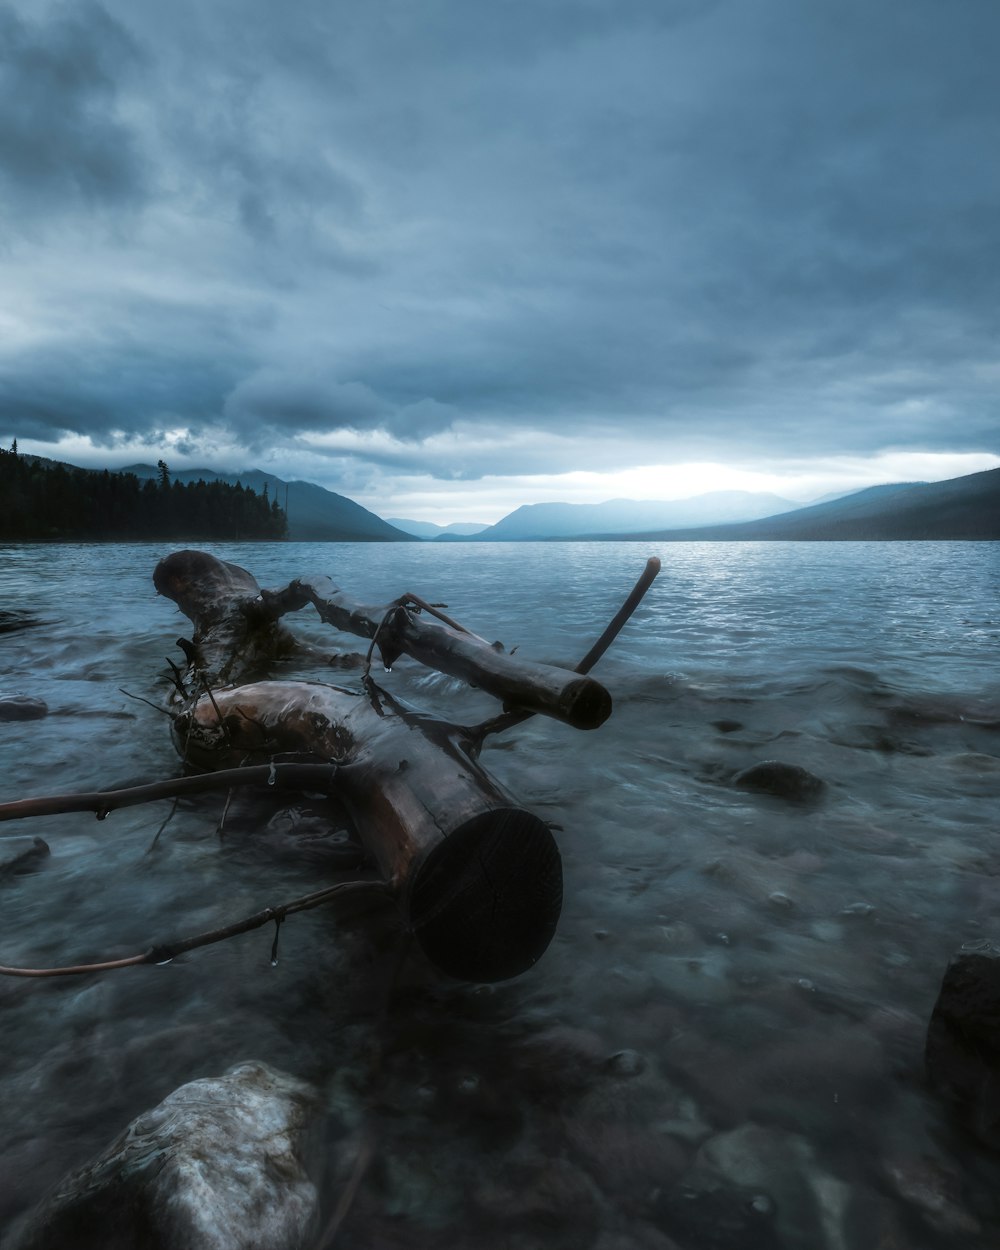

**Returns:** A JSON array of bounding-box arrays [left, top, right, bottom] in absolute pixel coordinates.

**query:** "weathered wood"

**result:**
[[264, 572, 613, 730], [149, 549, 659, 980], [153, 550, 299, 689], [154, 550, 611, 729], [177, 680, 562, 982], [152, 550, 570, 980], [0, 764, 340, 824]]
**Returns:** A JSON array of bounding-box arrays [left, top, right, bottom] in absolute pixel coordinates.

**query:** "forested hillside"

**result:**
[[0, 446, 287, 541]]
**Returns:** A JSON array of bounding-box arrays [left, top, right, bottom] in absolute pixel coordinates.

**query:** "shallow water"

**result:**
[[1, 540, 999, 1248]]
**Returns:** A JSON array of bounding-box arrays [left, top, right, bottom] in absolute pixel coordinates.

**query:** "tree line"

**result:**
[[0, 445, 288, 541]]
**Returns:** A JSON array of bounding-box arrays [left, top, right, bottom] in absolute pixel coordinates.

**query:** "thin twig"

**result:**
[[312, 934, 411, 1249], [165, 658, 188, 698], [216, 787, 235, 840], [315, 1126, 377, 1249], [397, 594, 470, 636], [0, 879, 388, 979], [362, 605, 402, 680], [0, 763, 340, 825], [118, 688, 174, 718], [199, 673, 232, 743], [146, 797, 179, 853]]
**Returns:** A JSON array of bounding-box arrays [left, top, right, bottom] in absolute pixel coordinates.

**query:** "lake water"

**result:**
[[1, 540, 999, 1248]]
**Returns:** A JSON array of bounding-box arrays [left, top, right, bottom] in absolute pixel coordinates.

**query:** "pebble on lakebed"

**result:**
[[6, 1061, 320, 1250]]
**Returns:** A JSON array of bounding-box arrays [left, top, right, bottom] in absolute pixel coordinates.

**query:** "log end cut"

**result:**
[[405, 808, 563, 982], [561, 675, 613, 731]]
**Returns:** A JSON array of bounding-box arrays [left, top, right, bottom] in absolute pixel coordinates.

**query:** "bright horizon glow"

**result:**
[[9, 434, 999, 528], [356, 451, 1000, 524]]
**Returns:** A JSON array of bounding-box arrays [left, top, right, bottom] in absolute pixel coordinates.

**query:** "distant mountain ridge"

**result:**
[[121, 464, 414, 542], [475, 491, 802, 540], [388, 518, 490, 538], [609, 470, 1000, 541]]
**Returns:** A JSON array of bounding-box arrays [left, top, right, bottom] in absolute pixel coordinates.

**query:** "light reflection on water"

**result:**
[[1, 540, 999, 1248]]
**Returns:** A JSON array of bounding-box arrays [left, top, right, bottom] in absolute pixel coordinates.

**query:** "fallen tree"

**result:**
[[0, 550, 660, 983]]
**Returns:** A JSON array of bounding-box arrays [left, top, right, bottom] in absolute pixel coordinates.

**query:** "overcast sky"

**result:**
[[2, 0, 998, 521]]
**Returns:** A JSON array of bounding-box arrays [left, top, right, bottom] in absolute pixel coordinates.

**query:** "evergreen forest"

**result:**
[[0, 446, 288, 541]]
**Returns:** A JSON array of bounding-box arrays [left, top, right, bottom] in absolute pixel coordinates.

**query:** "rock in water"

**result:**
[[733, 761, 824, 801], [926, 941, 1000, 1149], [0, 695, 48, 722], [9, 1062, 319, 1250], [0, 837, 49, 879]]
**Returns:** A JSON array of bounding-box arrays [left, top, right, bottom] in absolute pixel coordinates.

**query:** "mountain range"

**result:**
[[121, 464, 414, 542], [20, 455, 999, 542], [607, 470, 1000, 541], [469, 491, 801, 540], [388, 518, 490, 538]]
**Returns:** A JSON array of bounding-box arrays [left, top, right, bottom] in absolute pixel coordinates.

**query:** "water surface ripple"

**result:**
[[1, 540, 999, 1248]]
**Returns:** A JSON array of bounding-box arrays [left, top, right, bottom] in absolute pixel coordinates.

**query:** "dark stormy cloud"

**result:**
[[2, 0, 998, 518]]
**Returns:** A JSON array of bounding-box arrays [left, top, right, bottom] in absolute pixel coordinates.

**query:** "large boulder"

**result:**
[[8, 1061, 320, 1250], [926, 941, 1000, 1148]]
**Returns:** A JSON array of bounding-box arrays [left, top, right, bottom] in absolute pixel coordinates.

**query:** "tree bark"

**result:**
[[153, 551, 612, 729], [155, 550, 565, 981], [176, 679, 561, 982]]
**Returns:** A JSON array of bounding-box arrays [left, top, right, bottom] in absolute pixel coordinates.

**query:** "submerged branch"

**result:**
[[0, 762, 341, 825], [0, 879, 388, 979]]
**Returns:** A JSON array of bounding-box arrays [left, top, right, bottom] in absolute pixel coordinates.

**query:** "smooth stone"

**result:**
[[0, 695, 48, 722], [733, 761, 824, 801], [8, 1061, 319, 1250], [926, 940, 1000, 1148], [841, 901, 875, 917]]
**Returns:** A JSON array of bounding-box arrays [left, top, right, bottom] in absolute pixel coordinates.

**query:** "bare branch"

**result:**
[[0, 879, 388, 979], [470, 557, 661, 744], [0, 762, 340, 825]]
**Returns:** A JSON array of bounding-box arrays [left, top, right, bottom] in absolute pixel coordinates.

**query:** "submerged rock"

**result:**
[[926, 940, 1000, 1149], [883, 1155, 981, 1236], [0, 837, 49, 879], [693, 1123, 850, 1249], [733, 760, 824, 801], [653, 1183, 783, 1250], [0, 695, 48, 722], [8, 1061, 319, 1250]]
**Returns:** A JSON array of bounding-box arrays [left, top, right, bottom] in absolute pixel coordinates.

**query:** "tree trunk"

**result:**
[[155, 550, 564, 981], [177, 679, 561, 982]]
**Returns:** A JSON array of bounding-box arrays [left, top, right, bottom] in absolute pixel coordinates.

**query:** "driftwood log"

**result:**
[[174, 677, 562, 981], [152, 550, 612, 731], [0, 550, 658, 983], [153, 550, 653, 981]]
